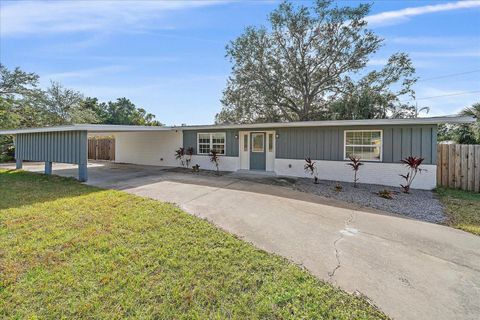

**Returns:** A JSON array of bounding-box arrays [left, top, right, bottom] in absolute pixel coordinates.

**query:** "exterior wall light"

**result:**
[[275, 133, 280, 139]]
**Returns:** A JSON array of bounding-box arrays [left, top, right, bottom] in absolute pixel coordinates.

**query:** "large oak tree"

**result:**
[[216, 0, 417, 123]]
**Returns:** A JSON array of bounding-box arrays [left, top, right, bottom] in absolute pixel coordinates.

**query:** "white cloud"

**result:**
[[388, 36, 477, 46], [0, 0, 228, 36], [411, 50, 480, 58], [366, 1, 480, 27], [41, 65, 129, 82]]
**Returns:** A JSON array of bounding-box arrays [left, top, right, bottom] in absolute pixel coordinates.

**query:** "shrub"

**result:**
[[174, 147, 186, 167], [0, 139, 15, 163], [304, 157, 319, 184], [400, 156, 425, 193], [346, 156, 363, 187], [185, 147, 194, 168], [209, 150, 220, 173], [334, 183, 343, 192], [192, 164, 200, 172], [377, 189, 394, 199]]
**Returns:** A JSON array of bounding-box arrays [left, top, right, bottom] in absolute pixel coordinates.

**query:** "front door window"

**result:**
[[251, 133, 264, 152]]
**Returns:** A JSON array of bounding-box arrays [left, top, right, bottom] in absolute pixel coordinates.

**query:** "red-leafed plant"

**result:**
[[174, 147, 186, 167], [346, 156, 363, 188], [209, 150, 220, 173], [304, 157, 319, 184], [185, 147, 194, 168], [399, 156, 425, 193]]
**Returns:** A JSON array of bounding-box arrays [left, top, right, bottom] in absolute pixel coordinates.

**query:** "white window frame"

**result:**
[[344, 129, 383, 162], [196, 132, 226, 155]]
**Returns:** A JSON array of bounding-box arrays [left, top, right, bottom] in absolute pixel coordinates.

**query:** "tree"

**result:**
[[0, 64, 40, 98], [216, 0, 417, 124], [437, 103, 480, 144], [43, 81, 99, 125], [460, 102, 480, 142], [0, 64, 46, 161], [101, 98, 162, 126], [454, 124, 477, 144]]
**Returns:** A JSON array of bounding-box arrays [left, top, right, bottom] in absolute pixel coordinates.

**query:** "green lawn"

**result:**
[[436, 187, 480, 236], [0, 169, 387, 319]]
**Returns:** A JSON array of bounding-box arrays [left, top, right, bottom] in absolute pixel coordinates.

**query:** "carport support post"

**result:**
[[78, 164, 88, 182], [45, 161, 52, 175], [15, 158, 23, 169], [78, 131, 88, 182]]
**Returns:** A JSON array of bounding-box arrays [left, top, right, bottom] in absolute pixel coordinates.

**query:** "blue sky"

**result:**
[[1, 0, 479, 125]]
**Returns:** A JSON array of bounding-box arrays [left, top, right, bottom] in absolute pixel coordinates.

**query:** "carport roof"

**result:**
[[0, 124, 175, 135], [0, 115, 474, 135]]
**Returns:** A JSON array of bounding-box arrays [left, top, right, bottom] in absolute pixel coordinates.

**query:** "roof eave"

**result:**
[[0, 116, 475, 135], [178, 116, 476, 130]]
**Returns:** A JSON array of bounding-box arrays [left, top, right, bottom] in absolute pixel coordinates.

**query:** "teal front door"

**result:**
[[250, 132, 266, 170]]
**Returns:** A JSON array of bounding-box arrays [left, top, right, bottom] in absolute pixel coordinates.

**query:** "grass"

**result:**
[[436, 187, 480, 236], [0, 169, 387, 319]]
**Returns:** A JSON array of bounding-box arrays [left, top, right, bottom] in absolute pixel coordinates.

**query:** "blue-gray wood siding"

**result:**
[[183, 129, 239, 157], [15, 131, 88, 165], [274, 125, 437, 164], [182, 125, 437, 164]]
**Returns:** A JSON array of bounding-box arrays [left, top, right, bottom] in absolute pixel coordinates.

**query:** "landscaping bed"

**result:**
[[0, 169, 387, 319], [166, 166, 446, 224], [293, 179, 446, 223]]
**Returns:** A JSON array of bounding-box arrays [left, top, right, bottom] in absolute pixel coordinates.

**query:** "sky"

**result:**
[[1, 0, 479, 125]]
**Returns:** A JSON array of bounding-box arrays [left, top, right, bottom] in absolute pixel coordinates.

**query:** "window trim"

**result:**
[[196, 132, 226, 155], [268, 133, 273, 152], [343, 129, 383, 162]]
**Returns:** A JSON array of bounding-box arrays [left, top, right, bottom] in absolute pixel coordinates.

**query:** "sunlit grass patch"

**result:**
[[0, 169, 387, 319], [436, 187, 480, 235]]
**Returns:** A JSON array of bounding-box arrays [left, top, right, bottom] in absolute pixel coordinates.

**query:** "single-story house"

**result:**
[[0, 116, 474, 189]]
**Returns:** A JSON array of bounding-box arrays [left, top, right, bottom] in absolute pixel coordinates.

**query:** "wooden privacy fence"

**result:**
[[88, 138, 115, 161], [437, 144, 480, 192]]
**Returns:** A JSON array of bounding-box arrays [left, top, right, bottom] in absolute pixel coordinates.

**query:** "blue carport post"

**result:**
[[78, 131, 88, 182], [45, 161, 52, 175], [14, 135, 22, 169], [78, 164, 88, 182], [16, 158, 23, 169]]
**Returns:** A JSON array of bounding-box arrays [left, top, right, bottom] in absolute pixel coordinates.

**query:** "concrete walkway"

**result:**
[[3, 162, 480, 320]]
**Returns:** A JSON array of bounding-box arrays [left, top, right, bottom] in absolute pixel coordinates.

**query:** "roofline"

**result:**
[[0, 124, 175, 135], [0, 116, 475, 135], [179, 116, 475, 130]]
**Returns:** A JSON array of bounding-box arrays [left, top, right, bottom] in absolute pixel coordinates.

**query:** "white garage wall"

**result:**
[[115, 131, 183, 167], [275, 159, 436, 190]]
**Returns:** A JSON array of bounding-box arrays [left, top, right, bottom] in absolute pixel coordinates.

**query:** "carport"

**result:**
[[1, 124, 181, 181]]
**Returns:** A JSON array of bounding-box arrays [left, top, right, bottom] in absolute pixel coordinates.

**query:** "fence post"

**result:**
[[448, 145, 455, 188], [475, 145, 480, 192]]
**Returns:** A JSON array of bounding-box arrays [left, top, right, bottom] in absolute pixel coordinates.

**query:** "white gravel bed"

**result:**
[[292, 178, 446, 223]]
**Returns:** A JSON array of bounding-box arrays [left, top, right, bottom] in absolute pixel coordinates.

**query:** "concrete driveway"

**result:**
[[3, 162, 480, 320]]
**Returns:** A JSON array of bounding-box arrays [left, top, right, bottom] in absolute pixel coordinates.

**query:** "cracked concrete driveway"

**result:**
[[4, 162, 480, 320]]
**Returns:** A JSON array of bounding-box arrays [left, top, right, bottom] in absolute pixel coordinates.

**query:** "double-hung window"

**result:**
[[197, 132, 226, 155], [344, 130, 382, 161]]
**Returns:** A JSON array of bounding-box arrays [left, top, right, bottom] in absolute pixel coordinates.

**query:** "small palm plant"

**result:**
[[304, 157, 319, 184], [185, 147, 194, 168], [346, 156, 363, 188], [400, 156, 425, 193], [174, 147, 186, 167], [209, 150, 220, 174]]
